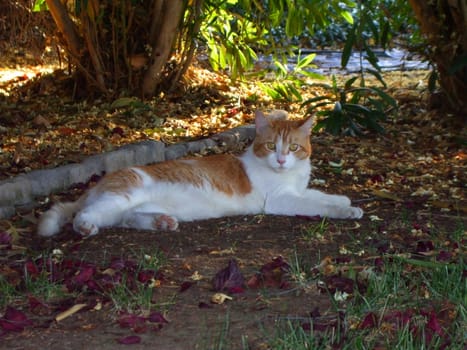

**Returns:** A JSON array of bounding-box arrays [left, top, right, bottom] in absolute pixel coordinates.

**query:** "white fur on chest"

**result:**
[[240, 147, 311, 197]]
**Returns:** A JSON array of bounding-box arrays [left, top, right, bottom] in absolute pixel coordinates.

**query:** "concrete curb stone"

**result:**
[[0, 125, 255, 219]]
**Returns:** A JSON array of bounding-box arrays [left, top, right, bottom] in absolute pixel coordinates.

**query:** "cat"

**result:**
[[37, 110, 363, 237]]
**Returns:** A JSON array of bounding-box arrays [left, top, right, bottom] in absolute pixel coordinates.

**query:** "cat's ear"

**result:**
[[298, 115, 315, 135], [255, 110, 270, 132]]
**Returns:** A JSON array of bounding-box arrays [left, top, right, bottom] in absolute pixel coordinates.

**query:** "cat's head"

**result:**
[[252, 110, 313, 172]]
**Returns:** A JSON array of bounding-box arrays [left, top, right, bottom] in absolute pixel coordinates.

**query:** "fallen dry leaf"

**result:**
[[55, 303, 87, 322], [211, 293, 232, 304]]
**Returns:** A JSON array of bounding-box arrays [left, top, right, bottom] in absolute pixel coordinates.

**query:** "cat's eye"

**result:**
[[265, 142, 276, 151], [289, 143, 300, 152]]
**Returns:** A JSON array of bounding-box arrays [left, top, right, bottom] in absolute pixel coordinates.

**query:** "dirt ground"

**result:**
[[0, 57, 466, 348], [2, 198, 465, 350], [4, 215, 334, 349], [2, 115, 466, 349]]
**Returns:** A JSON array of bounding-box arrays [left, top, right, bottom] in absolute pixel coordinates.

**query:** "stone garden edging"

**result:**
[[0, 125, 256, 219]]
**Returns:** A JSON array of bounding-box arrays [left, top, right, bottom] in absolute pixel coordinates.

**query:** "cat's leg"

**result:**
[[305, 189, 352, 207], [265, 192, 363, 219], [73, 194, 129, 236], [121, 203, 179, 231], [300, 189, 364, 219]]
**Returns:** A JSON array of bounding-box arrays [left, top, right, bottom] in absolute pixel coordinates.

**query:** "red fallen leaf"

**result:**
[[383, 309, 414, 327], [117, 335, 141, 344], [112, 127, 125, 136], [24, 261, 40, 277], [261, 256, 290, 272], [334, 256, 352, 264], [0, 231, 12, 246], [369, 174, 385, 183], [118, 313, 146, 329], [198, 302, 213, 309], [0, 306, 33, 332], [212, 259, 245, 293], [110, 257, 127, 270], [180, 281, 194, 292], [247, 256, 290, 289], [86, 279, 102, 292], [426, 311, 444, 336], [110, 257, 137, 272], [373, 257, 385, 269], [412, 223, 430, 233], [416, 240, 435, 253], [68, 241, 82, 253], [228, 286, 245, 294], [137, 270, 156, 284], [28, 296, 50, 315], [436, 250, 452, 261], [310, 306, 321, 318], [132, 324, 148, 334], [321, 275, 355, 294], [147, 312, 168, 324], [57, 127, 76, 136], [246, 275, 261, 289], [359, 312, 377, 329], [72, 266, 95, 286]]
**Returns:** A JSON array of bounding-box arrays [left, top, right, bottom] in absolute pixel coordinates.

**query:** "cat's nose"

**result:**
[[277, 158, 286, 165]]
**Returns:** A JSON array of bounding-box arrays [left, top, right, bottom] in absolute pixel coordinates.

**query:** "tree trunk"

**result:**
[[142, 0, 184, 96], [45, 0, 81, 58], [409, 0, 467, 115]]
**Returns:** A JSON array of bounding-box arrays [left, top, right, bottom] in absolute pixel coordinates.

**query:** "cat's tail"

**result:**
[[37, 201, 81, 237]]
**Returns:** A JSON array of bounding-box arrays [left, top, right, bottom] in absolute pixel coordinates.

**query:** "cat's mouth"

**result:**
[[274, 165, 288, 172]]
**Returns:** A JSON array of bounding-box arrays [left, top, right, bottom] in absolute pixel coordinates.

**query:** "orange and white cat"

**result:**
[[38, 110, 363, 237]]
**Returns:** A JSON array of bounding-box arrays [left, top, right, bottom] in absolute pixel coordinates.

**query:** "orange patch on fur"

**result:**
[[95, 168, 143, 195], [140, 154, 252, 196]]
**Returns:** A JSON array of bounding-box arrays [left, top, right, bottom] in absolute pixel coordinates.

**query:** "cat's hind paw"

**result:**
[[73, 220, 99, 236], [153, 214, 179, 231]]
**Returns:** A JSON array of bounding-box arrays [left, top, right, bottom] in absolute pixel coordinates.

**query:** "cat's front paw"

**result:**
[[333, 195, 352, 207], [348, 206, 364, 219], [153, 214, 179, 231]]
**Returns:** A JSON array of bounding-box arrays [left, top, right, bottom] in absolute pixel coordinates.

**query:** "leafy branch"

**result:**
[[303, 75, 397, 136]]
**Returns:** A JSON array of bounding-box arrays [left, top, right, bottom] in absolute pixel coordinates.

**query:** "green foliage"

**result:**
[[200, 0, 356, 79], [303, 75, 397, 136], [31, 0, 427, 100], [258, 51, 324, 102], [200, 2, 266, 80], [32, 0, 48, 12]]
